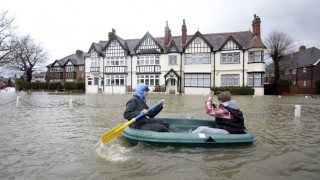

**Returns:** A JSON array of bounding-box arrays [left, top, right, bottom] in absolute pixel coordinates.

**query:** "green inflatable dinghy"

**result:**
[[121, 117, 256, 147]]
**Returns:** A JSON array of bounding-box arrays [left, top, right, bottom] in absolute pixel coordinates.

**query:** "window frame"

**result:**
[[220, 52, 240, 64], [249, 50, 264, 63], [184, 73, 211, 87], [221, 74, 240, 87]]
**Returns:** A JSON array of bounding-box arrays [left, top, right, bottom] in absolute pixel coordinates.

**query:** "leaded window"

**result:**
[[185, 53, 210, 64], [137, 55, 160, 65], [169, 55, 177, 65], [221, 52, 240, 64], [249, 51, 264, 63], [221, 74, 240, 87], [248, 73, 264, 87], [106, 57, 126, 66], [106, 75, 126, 86], [184, 73, 210, 87], [137, 74, 160, 86]]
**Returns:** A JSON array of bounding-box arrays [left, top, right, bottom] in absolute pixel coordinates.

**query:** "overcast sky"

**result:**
[[1, 0, 320, 71]]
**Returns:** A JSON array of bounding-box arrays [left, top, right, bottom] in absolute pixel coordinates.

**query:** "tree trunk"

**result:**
[[26, 69, 33, 82], [274, 59, 280, 81]]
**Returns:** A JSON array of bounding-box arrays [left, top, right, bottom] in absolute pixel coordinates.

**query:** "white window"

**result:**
[[303, 67, 306, 73], [292, 69, 296, 74], [285, 69, 290, 75], [113, 40, 117, 46], [137, 74, 159, 86], [221, 74, 240, 87], [106, 75, 126, 86], [184, 73, 210, 87], [66, 78, 75, 82], [221, 52, 240, 64], [137, 55, 160, 65], [145, 38, 152, 45], [195, 37, 201, 44], [106, 57, 126, 66], [91, 58, 99, 67], [50, 67, 61, 72], [169, 55, 177, 65], [248, 73, 263, 87], [271, 73, 274, 76], [303, 81, 306, 86], [66, 66, 75, 72], [249, 51, 264, 63], [185, 53, 210, 64]]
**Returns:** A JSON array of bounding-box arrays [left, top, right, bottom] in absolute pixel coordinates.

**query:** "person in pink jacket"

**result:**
[[192, 91, 245, 134]]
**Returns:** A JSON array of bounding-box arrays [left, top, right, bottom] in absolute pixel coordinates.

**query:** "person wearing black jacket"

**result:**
[[123, 83, 182, 132]]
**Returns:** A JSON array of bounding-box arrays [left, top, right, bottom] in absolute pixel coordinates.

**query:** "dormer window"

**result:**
[[113, 40, 117, 46], [146, 38, 151, 45], [195, 37, 201, 44], [91, 52, 97, 58]]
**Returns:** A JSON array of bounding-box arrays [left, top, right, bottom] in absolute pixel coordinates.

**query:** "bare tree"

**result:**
[[0, 10, 15, 67], [264, 30, 295, 81], [9, 35, 48, 82]]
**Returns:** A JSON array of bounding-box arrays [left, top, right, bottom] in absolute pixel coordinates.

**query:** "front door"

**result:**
[[169, 78, 176, 94]]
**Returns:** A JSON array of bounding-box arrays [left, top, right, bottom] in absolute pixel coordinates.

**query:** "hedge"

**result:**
[[31, 82, 39, 89], [211, 87, 255, 95], [22, 82, 31, 89], [48, 82, 61, 90], [39, 82, 48, 89]]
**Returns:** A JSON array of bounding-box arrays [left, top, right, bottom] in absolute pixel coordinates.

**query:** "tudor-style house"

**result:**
[[46, 50, 86, 84], [265, 46, 320, 94], [85, 14, 266, 95]]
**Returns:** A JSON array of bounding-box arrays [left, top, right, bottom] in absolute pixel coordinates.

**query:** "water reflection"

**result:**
[[0, 87, 319, 179]]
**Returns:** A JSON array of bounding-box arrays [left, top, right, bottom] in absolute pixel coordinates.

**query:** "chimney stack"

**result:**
[[76, 49, 83, 56], [108, 28, 116, 40], [252, 14, 261, 37], [299, 45, 306, 51], [165, 21, 170, 45], [182, 19, 187, 45]]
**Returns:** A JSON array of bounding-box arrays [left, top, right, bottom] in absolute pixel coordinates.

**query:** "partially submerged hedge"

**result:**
[[210, 87, 255, 95]]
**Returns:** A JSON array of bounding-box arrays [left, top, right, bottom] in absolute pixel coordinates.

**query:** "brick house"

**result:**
[[46, 50, 87, 84], [265, 46, 320, 94]]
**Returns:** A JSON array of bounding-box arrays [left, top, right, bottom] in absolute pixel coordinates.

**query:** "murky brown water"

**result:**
[[0, 87, 319, 180]]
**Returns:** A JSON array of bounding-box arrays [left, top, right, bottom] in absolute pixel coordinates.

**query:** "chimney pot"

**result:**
[[299, 45, 306, 51]]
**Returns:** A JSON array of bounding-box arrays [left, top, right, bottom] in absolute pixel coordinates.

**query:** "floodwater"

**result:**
[[0, 87, 319, 180]]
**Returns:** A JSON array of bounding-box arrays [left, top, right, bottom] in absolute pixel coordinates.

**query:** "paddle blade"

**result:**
[[101, 119, 135, 143]]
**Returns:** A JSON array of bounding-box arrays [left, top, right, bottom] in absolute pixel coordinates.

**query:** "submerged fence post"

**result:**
[[69, 99, 73, 109], [253, 95, 256, 98], [16, 96, 20, 108], [295, 105, 301, 117]]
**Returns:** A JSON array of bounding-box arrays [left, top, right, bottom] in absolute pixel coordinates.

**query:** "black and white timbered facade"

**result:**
[[85, 14, 266, 95]]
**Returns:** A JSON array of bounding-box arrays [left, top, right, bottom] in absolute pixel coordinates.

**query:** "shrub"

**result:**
[[48, 82, 61, 90], [14, 78, 22, 91], [76, 82, 85, 90], [64, 82, 77, 90], [22, 82, 31, 89], [31, 82, 39, 89], [39, 82, 48, 89], [211, 87, 255, 95], [316, 79, 320, 94]]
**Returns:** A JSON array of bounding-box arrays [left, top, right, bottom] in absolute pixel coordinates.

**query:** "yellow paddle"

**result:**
[[101, 101, 162, 143]]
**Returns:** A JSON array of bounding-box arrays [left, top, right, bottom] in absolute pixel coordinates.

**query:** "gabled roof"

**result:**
[[103, 34, 129, 52], [47, 51, 87, 68], [133, 31, 164, 53], [168, 40, 180, 53], [219, 35, 243, 50], [183, 31, 213, 51], [266, 47, 320, 72], [88, 41, 108, 55], [164, 68, 180, 78]]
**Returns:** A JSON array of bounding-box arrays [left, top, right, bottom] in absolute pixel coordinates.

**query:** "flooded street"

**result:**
[[0, 87, 319, 180]]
